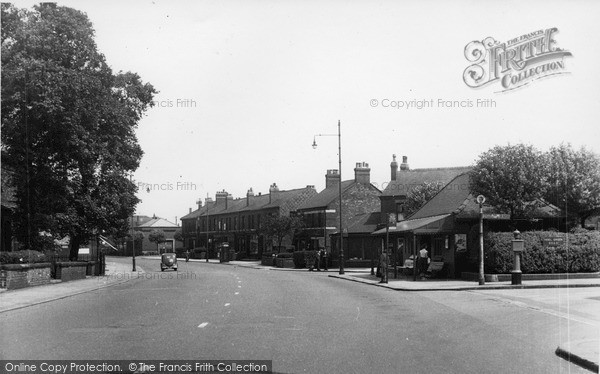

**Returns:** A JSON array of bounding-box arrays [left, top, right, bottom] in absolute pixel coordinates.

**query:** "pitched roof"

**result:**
[[382, 167, 472, 197], [180, 186, 316, 219], [345, 212, 382, 234], [138, 217, 179, 228], [297, 180, 356, 210], [408, 172, 562, 221], [409, 173, 473, 219]]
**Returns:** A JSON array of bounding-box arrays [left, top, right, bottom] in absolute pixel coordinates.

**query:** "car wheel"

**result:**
[[161, 268, 165, 272]]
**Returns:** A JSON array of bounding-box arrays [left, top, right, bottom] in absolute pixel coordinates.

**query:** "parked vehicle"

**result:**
[[161, 253, 178, 271]]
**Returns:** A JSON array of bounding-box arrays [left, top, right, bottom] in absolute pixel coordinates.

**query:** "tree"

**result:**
[[1, 4, 156, 259], [469, 144, 547, 221], [260, 215, 304, 253], [174, 229, 184, 243], [148, 229, 166, 253], [404, 181, 444, 217], [544, 144, 600, 228]]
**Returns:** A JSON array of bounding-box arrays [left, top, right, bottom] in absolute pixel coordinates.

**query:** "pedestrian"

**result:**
[[315, 249, 321, 271], [322, 249, 328, 271], [379, 249, 389, 283], [419, 245, 429, 279]]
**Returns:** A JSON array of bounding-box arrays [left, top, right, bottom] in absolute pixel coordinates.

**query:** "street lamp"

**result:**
[[312, 120, 344, 275], [130, 173, 136, 272], [205, 193, 210, 263]]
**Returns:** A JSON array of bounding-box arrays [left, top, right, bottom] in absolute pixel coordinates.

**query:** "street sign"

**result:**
[[543, 237, 564, 250]]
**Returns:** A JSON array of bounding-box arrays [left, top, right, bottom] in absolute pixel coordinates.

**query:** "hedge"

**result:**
[[0, 250, 48, 264], [484, 230, 600, 274]]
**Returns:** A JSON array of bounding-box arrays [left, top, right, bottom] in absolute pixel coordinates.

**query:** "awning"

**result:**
[[372, 214, 452, 235]]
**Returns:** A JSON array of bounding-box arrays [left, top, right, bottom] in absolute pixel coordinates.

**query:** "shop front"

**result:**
[[373, 214, 470, 279]]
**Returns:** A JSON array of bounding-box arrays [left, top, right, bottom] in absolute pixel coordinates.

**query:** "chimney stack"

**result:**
[[189, 208, 192, 214], [269, 183, 280, 204], [354, 162, 371, 184], [325, 169, 340, 189], [400, 155, 410, 171], [215, 190, 228, 207], [390, 154, 398, 181], [196, 198, 203, 210], [246, 188, 254, 207]]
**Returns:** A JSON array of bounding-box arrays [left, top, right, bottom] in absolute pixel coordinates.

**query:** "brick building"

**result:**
[[295, 162, 381, 264], [180, 184, 318, 259], [136, 216, 182, 254]]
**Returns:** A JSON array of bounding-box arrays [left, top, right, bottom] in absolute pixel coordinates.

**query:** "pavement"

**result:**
[[0, 261, 145, 314], [1, 257, 598, 372]]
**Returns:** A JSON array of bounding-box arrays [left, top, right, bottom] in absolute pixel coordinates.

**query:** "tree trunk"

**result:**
[[69, 235, 81, 261]]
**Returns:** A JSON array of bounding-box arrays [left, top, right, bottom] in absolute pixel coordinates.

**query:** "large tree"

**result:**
[[1, 4, 156, 259], [469, 144, 547, 221], [544, 144, 600, 227]]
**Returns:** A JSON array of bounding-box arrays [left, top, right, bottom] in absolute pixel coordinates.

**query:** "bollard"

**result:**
[[511, 230, 524, 285]]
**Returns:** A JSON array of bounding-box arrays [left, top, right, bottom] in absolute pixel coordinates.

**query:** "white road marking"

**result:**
[[235, 292, 240, 295], [224, 303, 231, 307], [197, 322, 208, 328]]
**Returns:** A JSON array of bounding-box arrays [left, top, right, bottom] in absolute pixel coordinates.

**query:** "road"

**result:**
[[0, 257, 595, 373]]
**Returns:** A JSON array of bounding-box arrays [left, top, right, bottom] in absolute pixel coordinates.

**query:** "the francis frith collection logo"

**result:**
[[463, 28, 572, 92]]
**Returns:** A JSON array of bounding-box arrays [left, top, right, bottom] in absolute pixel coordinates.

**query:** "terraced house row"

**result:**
[[180, 155, 565, 276]]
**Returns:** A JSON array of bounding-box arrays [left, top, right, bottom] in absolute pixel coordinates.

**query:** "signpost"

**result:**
[[476, 195, 485, 285]]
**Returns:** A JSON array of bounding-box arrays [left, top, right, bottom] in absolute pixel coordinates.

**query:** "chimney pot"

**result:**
[[390, 154, 398, 181], [354, 161, 371, 184], [325, 169, 341, 189], [400, 156, 410, 171]]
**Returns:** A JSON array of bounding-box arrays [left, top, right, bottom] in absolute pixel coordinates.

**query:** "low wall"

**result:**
[[0, 263, 52, 290], [275, 258, 295, 268], [55, 262, 88, 282], [461, 272, 600, 282], [261, 256, 275, 266]]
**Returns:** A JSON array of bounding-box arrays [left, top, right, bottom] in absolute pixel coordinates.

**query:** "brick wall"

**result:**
[[0, 263, 51, 290], [326, 183, 382, 230], [56, 262, 87, 282]]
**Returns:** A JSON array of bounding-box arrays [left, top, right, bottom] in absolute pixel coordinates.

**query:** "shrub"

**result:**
[[0, 250, 48, 264], [276, 252, 293, 259], [484, 231, 600, 274]]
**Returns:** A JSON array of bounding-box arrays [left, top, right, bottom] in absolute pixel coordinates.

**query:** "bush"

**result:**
[[0, 250, 48, 264], [276, 252, 293, 259], [484, 231, 600, 274]]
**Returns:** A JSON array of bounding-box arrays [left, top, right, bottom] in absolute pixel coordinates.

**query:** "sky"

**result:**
[[11, 0, 600, 224]]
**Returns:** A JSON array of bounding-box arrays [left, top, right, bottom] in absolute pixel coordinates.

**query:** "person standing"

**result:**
[[321, 248, 328, 271], [315, 248, 322, 271], [419, 245, 429, 278]]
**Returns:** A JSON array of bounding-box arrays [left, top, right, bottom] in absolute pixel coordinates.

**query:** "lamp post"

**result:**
[[477, 195, 485, 285], [312, 120, 344, 275], [206, 193, 210, 263], [130, 173, 136, 272]]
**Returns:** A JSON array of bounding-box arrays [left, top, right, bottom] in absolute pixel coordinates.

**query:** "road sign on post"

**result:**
[[476, 195, 485, 286]]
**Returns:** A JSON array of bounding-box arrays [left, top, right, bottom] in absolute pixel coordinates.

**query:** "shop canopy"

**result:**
[[372, 214, 452, 235]]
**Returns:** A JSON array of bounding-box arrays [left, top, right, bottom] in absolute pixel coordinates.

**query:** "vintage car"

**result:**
[[161, 252, 178, 271]]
